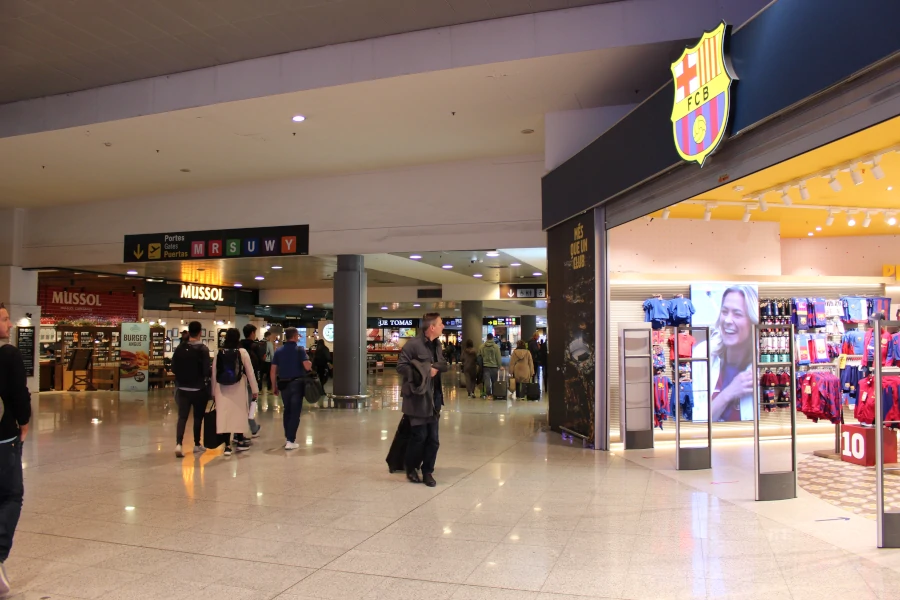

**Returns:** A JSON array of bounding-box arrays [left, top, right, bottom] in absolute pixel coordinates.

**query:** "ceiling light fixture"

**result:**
[[271, 265, 283, 270], [532, 272, 542, 277], [442, 265, 453, 269], [872, 155, 885, 180], [409, 255, 422, 260], [862, 211, 872, 228], [847, 212, 857, 227], [485, 251, 500, 257], [828, 171, 842, 192], [292, 115, 306, 122], [815, 226, 822, 231], [473, 274, 483, 278], [780, 186, 792, 206], [757, 196, 767, 212], [662, 208, 671, 220], [703, 204, 712, 221], [126, 270, 138, 275], [799, 181, 810, 201], [825, 209, 835, 226], [886, 212, 898, 226], [510, 262, 521, 267], [255, 276, 265, 280], [413, 303, 421, 308], [807, 232, 814, 237], [381, 306, 388, 310], [742, 206, 751, 223], [234, 283, 242, 287], [306, 304, 314, 309], [850, 167, 864, 186]]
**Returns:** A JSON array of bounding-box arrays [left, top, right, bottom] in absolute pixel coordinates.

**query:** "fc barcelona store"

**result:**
[[544, 0, 900, 545]]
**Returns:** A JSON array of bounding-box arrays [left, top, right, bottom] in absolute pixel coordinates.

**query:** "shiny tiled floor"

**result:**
[[6, 370, 900, 599]]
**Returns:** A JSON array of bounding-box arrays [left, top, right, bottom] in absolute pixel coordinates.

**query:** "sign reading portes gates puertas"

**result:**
[[124, 225, 309, 263], [670, 21, 735, 167]]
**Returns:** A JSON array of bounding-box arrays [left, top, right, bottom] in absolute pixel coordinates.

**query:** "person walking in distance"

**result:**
[[261, 331, 275, 393], [212, 329, 258, 456], [527, 332, 541, 381], [171, 321, 212, 458], [270, 328, 312, 450], [312, 339, 332, 386], [397, 313, 448, 487], [478, 333, 502, 399], [240, 324, 264, 441], [0, 303, 31, 596], [461, 339, 478, 398], [509, 339, 535, 399]]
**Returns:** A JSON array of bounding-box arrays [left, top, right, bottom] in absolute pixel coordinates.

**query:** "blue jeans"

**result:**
[[483, 367, 499, 396], [0, 440, 23, 562], [281, 379, 305, 443]]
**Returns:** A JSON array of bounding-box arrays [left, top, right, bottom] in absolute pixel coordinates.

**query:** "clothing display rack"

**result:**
[[874, 319, 900, 548]]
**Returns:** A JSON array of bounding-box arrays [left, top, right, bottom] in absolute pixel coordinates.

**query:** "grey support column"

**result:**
[[333, 255, 367, 398], [461, 301, 483, 347], [594, 205, 610, 451], [521, 315, 537, 341]]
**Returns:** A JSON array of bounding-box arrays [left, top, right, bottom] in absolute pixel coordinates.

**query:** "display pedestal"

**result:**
[[841, 424, 897, 467]]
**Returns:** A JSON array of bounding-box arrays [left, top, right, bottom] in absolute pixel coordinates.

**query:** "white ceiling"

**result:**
[[0, 0, 622, 104], [0, 40, 684, 207]]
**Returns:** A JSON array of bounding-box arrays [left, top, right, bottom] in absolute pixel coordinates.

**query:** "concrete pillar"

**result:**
[[521, 315, 537, 342], [461, 301, 483, 348], [0, 208, 41, 392], [333, 255, 366, 397]]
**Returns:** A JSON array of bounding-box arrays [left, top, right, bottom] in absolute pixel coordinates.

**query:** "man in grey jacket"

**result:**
[[396, 313, 448, 487]]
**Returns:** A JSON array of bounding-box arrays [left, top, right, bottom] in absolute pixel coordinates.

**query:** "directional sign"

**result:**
[[499, 284, 547, 299], [124, 225, 309, 263]]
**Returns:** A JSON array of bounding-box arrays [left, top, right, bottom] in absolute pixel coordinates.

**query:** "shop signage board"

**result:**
[[143, 282, 258, 313], [39, 287, 139, 323], [484, 317, 520, 326], [322, 323, 334, 343], [123, 225, 309, 263], [499, 284, 547, 299], [670, 22, 734, 166], [442, 318, 462, 329], [119, 322, 150, 392], [16, 326, 35, 377], [367, 318, 420, 328]]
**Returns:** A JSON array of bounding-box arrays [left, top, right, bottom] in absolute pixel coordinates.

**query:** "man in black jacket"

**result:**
[[396, 313, 448, 487], [0, 303, 31, 595], [171, 321, 211, 458], [239, 324, 265, 442]]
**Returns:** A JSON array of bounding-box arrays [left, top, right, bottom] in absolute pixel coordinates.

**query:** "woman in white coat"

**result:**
[[212, 328, 259, 456]]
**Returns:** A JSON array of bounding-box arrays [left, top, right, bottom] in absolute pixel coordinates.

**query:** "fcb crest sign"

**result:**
[[670, 22, 735, 166]]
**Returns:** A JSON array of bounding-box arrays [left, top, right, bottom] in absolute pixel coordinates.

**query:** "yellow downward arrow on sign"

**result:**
[[134, 244, 144, 259]]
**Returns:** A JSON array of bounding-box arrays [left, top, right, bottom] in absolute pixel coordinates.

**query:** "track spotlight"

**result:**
[[780, 186, 792, 206], [662, 208, 671, 220], [742, 206, 751, 223], [850, 168, 864, 186], [758, 196, 768, 212], [872, 156, 885, 180], [847, 212, 856, 227], [825, 210, 835, 227], [862, 211, 872, 228], [703, 204, 712, 221], [828, 172, 842, 192], [799, 181, 810, 201], [886, 212, 897, 226]]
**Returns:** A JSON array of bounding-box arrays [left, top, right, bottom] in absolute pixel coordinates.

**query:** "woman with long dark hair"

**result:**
[[212, 328, 258, 456]]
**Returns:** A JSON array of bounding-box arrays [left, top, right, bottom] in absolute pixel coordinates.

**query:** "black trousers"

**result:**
[[405, 420, 440, 475], [176, 388, 208, 446], [316, 366, 329, 386], [0, 440, 23, 563]]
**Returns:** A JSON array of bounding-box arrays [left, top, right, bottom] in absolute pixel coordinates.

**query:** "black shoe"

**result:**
[[423, 473, 437, 487], [406, 470, 421, 484]]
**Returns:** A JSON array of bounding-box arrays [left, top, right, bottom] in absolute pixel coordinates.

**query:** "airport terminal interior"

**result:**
[[1, 0, 900, 599]]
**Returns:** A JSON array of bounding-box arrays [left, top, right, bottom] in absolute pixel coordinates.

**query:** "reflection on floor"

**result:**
[[6, 369, 900, 599]]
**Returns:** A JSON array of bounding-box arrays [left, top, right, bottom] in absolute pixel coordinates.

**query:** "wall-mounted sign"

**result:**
[[124, 225, 309, 263], [39, 287, 139, 324], [367, 318, 419, 328], [442, 318, 462, 329], [322, 323, 334, 343], [499, 284, 547, 299], [484, 317, 520, 327], [180, 284, 225, 302], [670, 21, 734, 167], [16, 326, 35, 377], [119, 322, 150, 392]]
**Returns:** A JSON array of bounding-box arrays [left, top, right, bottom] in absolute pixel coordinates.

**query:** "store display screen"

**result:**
[[690, 283, 759, 423], [398, 328, 417, 338]]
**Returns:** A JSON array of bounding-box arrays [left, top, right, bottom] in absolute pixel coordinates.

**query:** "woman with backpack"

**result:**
[[212, 328, 258, 456]]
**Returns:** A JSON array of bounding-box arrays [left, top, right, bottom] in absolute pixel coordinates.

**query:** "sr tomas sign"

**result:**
[[180, 284, 225, 302]]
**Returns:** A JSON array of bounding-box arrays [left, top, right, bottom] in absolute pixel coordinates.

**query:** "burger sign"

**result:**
[[120, 322, 150, 392]]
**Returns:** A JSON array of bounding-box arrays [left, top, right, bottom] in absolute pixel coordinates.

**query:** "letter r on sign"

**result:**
[[209, 240, 223, 256], [191, 241, 205, 257], [282, 236, 296, 254]]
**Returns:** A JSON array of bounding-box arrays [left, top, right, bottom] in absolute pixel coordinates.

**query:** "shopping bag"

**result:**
[[249, 400, 258, 419], [304, 374, 325, 404], [386, 415, 411, 473], [203, 400, 227, 449]]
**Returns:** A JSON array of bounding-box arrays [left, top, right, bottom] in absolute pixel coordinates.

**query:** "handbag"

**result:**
[[203, 400, 227, 449], [304, 373, 325, 404]]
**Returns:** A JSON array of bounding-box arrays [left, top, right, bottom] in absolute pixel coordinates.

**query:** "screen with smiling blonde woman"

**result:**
[[689, 283, 760, 423]]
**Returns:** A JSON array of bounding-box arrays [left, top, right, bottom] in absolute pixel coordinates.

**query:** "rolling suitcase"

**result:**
[[386, 415, 411, 473], [492, 380, 508, 399], [524, 382, 541, 400]]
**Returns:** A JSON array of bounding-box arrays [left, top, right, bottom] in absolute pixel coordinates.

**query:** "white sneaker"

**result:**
[[285, 441, 300, 450], [0, 561, 10, 596], [175, 444, 184, 458], [193, 445, 205, 453]]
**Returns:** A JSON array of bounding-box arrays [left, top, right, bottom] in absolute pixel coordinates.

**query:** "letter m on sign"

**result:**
[[191, 241, 205, 257]]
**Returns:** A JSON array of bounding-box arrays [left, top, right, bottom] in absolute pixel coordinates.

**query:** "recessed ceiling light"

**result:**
[[126, 270, 138, 275], [306, 304, 313, 309], [292, 115, 306, 122], [815, 227, 822, 231], [442, 265, 453, 269], [255, 276, 265, 280], [381, 306, 388, 310], [272, 265, 283, 270], [409, 255, 422, 260], [485, 252, 500, 257], [234, 283, 242, 287], [413, 304, 421, 308], [807, 232, 814, 237], [510, 263, 521, 267], [473, 274, 483, 278], [533, 272, 542, 277], [889, 186, 894, 191]]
